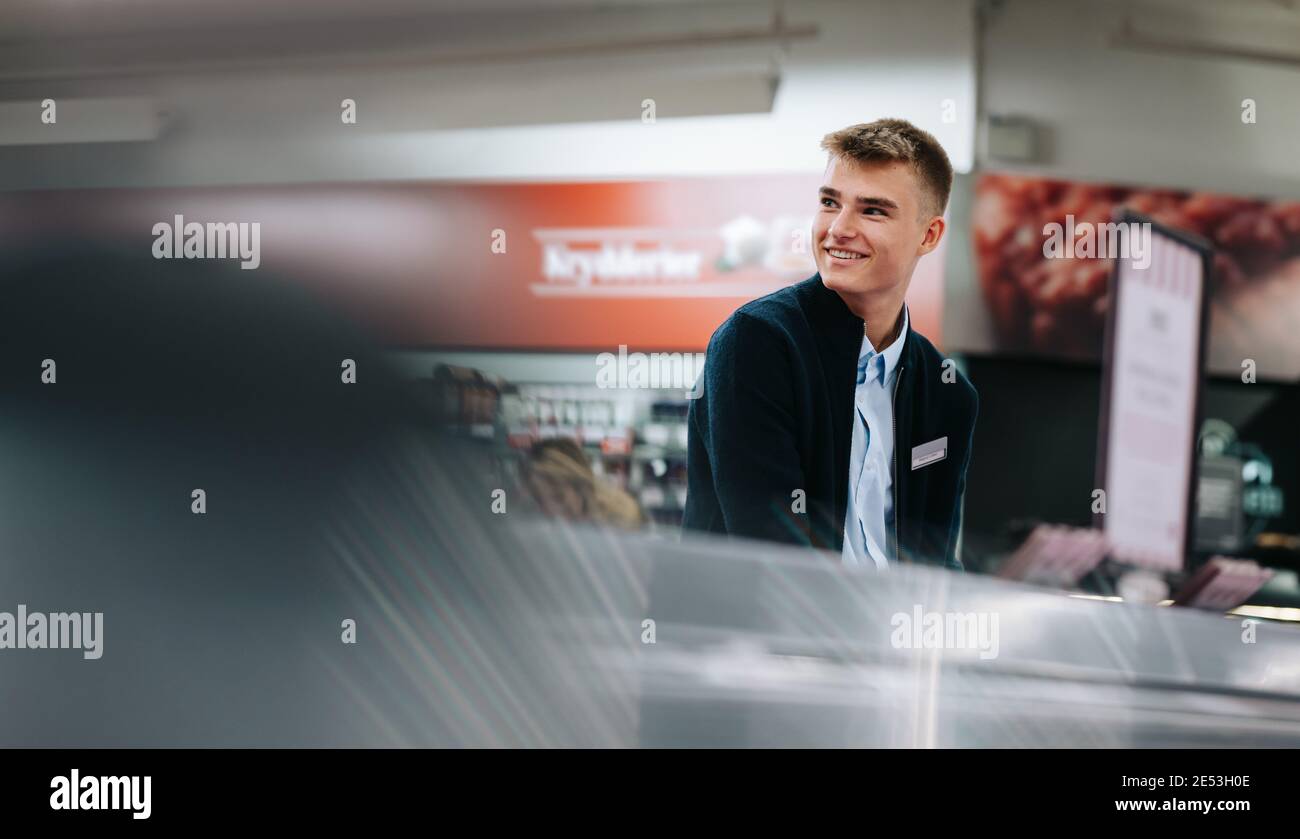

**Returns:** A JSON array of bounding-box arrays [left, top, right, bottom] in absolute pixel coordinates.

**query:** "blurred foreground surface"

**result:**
[[510, 524, 1300, 748]]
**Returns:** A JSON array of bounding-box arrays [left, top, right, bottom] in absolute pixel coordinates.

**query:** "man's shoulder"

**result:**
[[711, 276, 819, 343], [702, 278, 825, 379], [735, 275, 819, 325]]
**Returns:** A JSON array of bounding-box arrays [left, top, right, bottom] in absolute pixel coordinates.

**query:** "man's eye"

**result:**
[[820, 198, 836, 208], [863, 208, 886, 216]]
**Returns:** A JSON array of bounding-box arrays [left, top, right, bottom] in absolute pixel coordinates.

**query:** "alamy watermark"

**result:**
[[51, 770, 150, 820], [152, 214, 261, 269], [1043, 214, 1151, 269], [890, 604, 999, 660], [0, 605, 103, 659], [596, 345, 706, 399]]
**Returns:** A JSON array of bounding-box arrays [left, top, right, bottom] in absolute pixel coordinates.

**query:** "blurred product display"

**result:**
[[431, 364, 502, 437], [1173, 557, 1275, 611], [996, 524, 1274, 613], [997, 524, 1108, 586], [429, 363, 690, 531]]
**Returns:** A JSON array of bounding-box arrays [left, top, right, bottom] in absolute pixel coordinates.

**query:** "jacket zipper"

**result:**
[[891, 363, 903, 564]]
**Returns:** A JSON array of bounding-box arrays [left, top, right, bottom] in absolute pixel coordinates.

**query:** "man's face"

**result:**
[[813, 157, 944, 297]]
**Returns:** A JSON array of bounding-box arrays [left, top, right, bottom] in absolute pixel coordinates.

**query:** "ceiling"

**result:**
[[0, 0, 719, 39]]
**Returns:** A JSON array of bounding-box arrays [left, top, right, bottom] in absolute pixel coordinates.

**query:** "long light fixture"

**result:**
[[0, 96, 165, 146]]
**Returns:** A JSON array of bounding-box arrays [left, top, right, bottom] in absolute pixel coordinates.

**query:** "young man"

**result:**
[[683, 118, 977, 569]]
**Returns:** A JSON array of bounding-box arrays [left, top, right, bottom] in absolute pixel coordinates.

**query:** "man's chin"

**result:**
[[819, 267, 867, 291]]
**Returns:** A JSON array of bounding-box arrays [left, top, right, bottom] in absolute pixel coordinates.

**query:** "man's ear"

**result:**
[[918, 215, 946, 255]]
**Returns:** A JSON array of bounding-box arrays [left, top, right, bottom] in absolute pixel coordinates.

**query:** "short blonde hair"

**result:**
[[820, 118, 953, 217]]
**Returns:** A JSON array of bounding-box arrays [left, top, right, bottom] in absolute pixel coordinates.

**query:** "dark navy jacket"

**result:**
[[682, 274, 978, 569]]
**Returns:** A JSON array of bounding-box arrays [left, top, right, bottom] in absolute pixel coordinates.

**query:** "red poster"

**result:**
[[971, 172, 1300, 378]]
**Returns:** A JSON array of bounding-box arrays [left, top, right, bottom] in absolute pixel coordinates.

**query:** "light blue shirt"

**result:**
[[841, 304, 908, 569]]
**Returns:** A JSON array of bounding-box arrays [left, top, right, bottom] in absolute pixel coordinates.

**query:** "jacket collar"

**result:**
[[858, 302, 908, 384], [806, 272, 914, 370]]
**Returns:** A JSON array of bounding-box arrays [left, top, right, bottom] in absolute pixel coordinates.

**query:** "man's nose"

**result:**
[[826, 208, 856, 241]]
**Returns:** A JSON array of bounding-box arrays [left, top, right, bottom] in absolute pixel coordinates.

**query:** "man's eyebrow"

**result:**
[[818, 186, 899, 210]]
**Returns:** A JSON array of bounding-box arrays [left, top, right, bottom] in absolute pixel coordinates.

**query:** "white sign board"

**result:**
[[1098, 224, 1208, 572]]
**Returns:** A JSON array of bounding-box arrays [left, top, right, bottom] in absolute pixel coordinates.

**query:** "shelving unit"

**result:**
[[424, 362, 693, 530]]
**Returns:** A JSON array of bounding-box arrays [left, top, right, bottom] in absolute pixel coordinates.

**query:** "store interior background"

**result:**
[[3, 0, 1298, 612]]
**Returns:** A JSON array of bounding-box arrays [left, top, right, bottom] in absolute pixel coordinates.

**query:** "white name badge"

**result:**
[[911, 436, 948, 470]]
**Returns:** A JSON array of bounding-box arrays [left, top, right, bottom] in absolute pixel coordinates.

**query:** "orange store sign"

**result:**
[[0, 173, 946, 351]]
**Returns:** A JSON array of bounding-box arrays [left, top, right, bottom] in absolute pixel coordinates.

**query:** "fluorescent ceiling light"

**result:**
[[0, 97, 165, 146]]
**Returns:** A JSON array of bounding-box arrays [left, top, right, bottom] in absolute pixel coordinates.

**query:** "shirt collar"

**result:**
[[857, 303, 909, 386]]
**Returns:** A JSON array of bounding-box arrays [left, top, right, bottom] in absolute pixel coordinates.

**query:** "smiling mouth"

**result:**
[[826, 247, 869, 261]]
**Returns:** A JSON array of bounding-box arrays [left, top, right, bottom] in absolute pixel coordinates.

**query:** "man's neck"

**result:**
[[835, 288, 906, 352]]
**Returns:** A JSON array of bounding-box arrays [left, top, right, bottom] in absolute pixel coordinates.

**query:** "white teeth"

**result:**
[[828, 248, 865, 259]]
